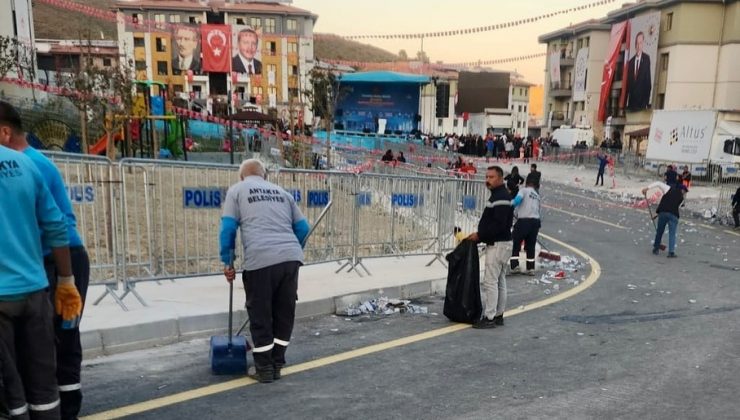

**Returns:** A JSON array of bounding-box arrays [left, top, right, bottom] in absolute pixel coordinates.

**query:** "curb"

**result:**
[[82, 278, 447, 357]]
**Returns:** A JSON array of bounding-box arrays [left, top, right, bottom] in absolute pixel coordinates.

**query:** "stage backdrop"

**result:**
[[337, 83, 420, 133]]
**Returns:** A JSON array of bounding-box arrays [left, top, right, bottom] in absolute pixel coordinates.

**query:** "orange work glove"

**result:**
[[55, 276, 82, 322]]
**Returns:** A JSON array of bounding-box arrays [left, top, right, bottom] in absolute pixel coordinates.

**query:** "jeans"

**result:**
[[654, 212, 679, 253]]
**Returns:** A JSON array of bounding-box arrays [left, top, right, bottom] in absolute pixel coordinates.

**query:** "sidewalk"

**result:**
[[81, 255, 449, 357]]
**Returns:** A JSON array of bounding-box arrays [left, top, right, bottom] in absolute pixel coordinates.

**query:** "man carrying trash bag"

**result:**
[[466, 166, 514, 329], [219, 159, 310, 383]]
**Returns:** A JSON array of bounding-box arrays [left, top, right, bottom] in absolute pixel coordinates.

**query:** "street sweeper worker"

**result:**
[[642, 181, 687, 258], [510, 178, 541, 275], [219, 159, 310, 383], [466, 166, 514, 329], [0, 143, 82, 419], [1, 100, 90, 419]]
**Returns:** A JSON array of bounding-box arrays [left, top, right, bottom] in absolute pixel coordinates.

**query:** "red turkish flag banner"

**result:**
[[597, 22, 627, 122], [201, 24, 231, 73]]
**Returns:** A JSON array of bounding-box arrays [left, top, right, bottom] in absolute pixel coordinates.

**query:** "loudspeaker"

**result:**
[[436, 83, 450, 118]]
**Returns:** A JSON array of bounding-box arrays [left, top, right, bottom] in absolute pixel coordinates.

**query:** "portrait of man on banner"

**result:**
[[172, 24, 202, 75], [625, 12, 660, 111], [232, 26, 263, 75]]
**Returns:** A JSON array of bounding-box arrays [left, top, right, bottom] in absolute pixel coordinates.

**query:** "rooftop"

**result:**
[[114, 0, 317, 19], [538, 18, 610, 43]]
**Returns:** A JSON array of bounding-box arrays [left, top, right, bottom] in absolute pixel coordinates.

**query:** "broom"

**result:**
[[537, 237, 561, 261], [644, 193, 667, 251]]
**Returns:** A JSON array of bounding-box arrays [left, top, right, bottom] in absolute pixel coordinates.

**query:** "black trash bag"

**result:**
[[443, 240, 482, 323]]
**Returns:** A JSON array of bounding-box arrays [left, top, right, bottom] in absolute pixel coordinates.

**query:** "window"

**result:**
[[518, 105, 522, 112], [253, 86, 263, 95], [154, 14, 166, 29], [234, 17, 245, 25], [288, 87, 299, 99], [134, 37, 145, 47], [288, 42, 298, 54], [268, 64, 277, 74], [268, 86, 277, 96], [656, 94, 665, 110], [188, 16, 200, 24], [665, 12, 673, 31], [157, 61, 168, 76], [517, 121, 522, 128], [661, 53, 669, 71], [169, 14, 180, 23], [132, 13, 142, 24], [291, 65, 299, 76], [103, 58, 112, 67], [135, 60, 146, 71], [287, 19, 297, 31], [155, 37, 166, 52], [453, 119, 458, 127], [265, 18, 276, 33], [266, 41, 277, 55], [250, 17, 262, 28], [437, 119, 442, 127], [524, 105, 527, 113], [584, 37, 590, 48]]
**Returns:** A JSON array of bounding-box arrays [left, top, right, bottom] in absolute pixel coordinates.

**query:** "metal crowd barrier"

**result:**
[[47, 152, 498, 310]]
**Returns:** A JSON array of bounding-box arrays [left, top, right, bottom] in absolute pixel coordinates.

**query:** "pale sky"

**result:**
[[293, 0, 617, 84]]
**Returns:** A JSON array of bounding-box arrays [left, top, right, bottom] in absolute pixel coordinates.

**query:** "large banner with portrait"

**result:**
[[573, 47, 589, 102], [171, 24, 202, 75], [623, 11, 660, 111], [231, 25, 263, 75]]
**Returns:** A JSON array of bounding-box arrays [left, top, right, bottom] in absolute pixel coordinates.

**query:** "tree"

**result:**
[[303, 67, 351, 169], [0, 35, 37, 94], [398, 49, 408, 60], [56, 32, 134, 155], [416, 50, 430, 64]]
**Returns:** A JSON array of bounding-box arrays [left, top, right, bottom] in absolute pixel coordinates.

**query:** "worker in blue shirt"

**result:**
[[220, 159, 310, 383], [1, 101, 89, 419], [0, 128, 82, 418]]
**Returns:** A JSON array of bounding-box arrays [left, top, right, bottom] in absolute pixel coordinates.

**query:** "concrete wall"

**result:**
[[714, 43, 740, 111], [663, 44, 719, 109]]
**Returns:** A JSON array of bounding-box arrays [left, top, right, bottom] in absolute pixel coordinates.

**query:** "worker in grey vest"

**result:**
[[219, 159, 310, 383], [510, 179, 541, 275]]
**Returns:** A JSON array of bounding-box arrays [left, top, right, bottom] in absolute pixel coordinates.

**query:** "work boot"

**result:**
[[526, 269, 535, 276], [273, 365, 283, 380], [493, 314, 504, 326], [472, 317, 497, 329], [510, 266, 521, 274], [667, 253, 677, 258], [255, 368, 274, 384]]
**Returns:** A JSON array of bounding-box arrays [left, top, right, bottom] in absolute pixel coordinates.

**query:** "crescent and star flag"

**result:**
[[201, 24, 231, 73]]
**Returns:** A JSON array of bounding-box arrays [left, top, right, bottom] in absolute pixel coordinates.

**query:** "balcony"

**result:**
[[560, 57, 575, 67], [550, 86, 572, 98]]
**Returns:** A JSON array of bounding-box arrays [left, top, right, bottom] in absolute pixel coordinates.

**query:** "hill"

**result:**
[[32, 2, 398, 62], [314, 33, 397, 62], [34, 0, 118, 40]]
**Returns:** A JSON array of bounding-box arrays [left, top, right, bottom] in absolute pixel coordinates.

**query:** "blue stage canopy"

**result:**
[[339, 71, 430, 84]]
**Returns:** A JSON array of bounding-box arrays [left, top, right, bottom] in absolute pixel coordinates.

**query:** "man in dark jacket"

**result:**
[[526, 163, 541, 191], [642, 181, 687, 258], [467, 166, 514, 328]]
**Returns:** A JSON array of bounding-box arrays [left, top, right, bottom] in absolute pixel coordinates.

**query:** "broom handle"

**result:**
[[228, 251, 235, 347], [644, 192, 658, 230]]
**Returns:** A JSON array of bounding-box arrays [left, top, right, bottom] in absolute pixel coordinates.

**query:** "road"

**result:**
[[80, 183, 740, 419]]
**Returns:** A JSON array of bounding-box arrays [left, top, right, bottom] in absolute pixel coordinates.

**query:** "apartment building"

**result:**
[[538, 19, 611, 139], [540, 0, 739, 152], [114, 0, 317, 116]]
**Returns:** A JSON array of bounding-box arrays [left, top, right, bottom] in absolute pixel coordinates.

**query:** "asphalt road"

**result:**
[[80, 183, 740, 419]]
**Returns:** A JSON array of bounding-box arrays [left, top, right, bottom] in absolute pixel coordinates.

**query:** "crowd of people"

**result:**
[[424, 133, 568, 163]]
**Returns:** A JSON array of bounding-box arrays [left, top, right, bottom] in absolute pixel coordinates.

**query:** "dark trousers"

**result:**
[[242, 261, 300, 374], [596, 171, 605, 186], [733, 206, 739, 227], [44, 247, 89, 420], [0, 290, 60, 420], [511, 218, 541, 271]]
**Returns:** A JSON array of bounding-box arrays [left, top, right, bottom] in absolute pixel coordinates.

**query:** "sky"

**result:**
[[292, 0, 618, 85]]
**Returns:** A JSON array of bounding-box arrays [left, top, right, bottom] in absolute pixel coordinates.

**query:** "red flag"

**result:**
[[201, 24, 231, 73], [597, 22, 627, 122]]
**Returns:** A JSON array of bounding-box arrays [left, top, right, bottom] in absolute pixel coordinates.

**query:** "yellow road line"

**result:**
[[542, 204, 628, 230], [82, 238, 601, 420]]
